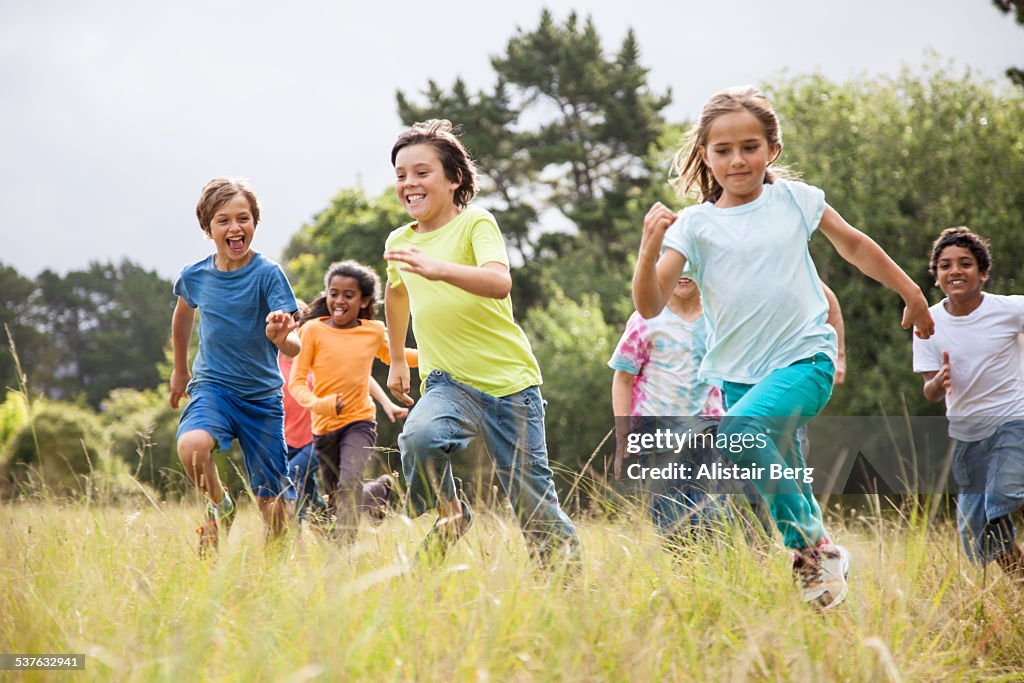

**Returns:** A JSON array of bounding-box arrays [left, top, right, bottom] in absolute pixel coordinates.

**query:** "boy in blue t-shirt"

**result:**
[[169, 177, 299, 554]]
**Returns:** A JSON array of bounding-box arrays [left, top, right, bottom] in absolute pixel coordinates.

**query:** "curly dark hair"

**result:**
[[928, 226, 992, 278], [299, 260, 382, 325]]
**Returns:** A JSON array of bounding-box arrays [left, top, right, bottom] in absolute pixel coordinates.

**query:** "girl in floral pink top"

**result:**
[[609, 270, 726, 542]]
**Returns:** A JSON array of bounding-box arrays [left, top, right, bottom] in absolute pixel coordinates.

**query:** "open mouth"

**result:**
[[226, 236, 246, 253]]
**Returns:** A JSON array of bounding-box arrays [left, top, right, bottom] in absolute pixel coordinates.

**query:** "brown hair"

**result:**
[[928, 226, 992, 278], [195, 177, 261, 234], [391, 119, 478, 209], [670, 86, 789, 204]]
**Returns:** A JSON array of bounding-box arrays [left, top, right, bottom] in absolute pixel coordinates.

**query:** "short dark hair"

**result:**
[[391, 119, 478, 209], [928, 226, 992, 278], [196, 177, 260, 234]]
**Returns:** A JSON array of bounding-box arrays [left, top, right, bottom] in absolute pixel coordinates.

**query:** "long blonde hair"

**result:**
[[670, 86, 791, 204]]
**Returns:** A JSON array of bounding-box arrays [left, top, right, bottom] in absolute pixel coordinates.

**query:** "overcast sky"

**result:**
[[1, 0, 1020, 281]]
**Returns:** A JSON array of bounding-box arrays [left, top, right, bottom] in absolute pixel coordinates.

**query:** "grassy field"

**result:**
[[2, 493, 1023, 682]]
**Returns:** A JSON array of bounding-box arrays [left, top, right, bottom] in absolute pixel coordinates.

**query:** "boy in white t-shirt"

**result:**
[[912, 227, 1024, 579]]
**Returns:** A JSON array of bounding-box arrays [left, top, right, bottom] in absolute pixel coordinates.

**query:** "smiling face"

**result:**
[[325, 275, 369, 329], [700, 109, 779, 208], [934, 244, 988, 304], [207, 193, 256, 270], [394, 143, 461, 232], [672, 275, 698, 301]]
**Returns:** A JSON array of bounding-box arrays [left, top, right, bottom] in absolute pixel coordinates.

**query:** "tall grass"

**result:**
[[2, 492, 1022, 682]]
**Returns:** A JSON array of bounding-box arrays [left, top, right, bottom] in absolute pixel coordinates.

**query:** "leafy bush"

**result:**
[[102, 388, 248, 498], [524, 290, 617, 475], [2, 400, 110, 496], [0, 391, 29, 449]]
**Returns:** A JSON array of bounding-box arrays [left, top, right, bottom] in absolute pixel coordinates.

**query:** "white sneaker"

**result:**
[[793, 543, 850, 611]]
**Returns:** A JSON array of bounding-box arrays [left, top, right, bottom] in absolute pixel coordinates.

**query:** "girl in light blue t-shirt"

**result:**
[[632, 85, 935, 611]]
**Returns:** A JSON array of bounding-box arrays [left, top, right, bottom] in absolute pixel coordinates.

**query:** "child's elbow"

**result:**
[[634, 300, 661, 319], [492, 273, 512, 299]]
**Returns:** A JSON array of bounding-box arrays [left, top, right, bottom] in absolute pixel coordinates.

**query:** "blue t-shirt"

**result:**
[[173, 252, 297, 400], [663, 179, 836, 384]]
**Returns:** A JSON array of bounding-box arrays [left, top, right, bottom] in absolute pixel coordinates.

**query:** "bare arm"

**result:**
[[817, 205, 934, 338], [633, 203, 687, 318], [287, 337, 339, 417], [383, 248, 512, 299], [820, 281, 846, 385], [612, 370, 636, 480], [921, 351, 951, 402], [265, 311, 300, 357], [169, 297, 195, 408], [384, 282, 414, 406], [369, 376, 409, 423]]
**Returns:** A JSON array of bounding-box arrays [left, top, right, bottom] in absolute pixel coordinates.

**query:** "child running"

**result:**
[[170, 177, 299, 554], [279, 347, 397, 526], [383, 119, 580, 566], [610, 267, 728, 543], [287, 260, 412, 544], [912, 227, 1024, 579], [632, 86, 934, 610]]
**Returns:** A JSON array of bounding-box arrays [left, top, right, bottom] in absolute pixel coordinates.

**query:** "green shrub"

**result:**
[[101, 388, 247, 499], [524, 291, 617, 475], [0, 391, 29, 449], [2, 401, 110, 496]]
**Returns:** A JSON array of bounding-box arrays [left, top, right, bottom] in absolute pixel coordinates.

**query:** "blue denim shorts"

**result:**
[[952, 419, 1024, 564], [177, 384, 295, 499]]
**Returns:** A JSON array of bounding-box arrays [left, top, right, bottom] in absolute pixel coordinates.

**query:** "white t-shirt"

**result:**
[[912, 293, 1024, 441], [663, 179, 837, 384]]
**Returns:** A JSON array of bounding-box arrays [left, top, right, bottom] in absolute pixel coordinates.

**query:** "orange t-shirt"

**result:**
[[288, 318, 417, 436]]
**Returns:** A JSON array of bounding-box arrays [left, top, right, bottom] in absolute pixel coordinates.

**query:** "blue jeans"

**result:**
[[287, 442, 327, 521], [399, 370, 579, 563], [720, 354, 833, 550], [952, 420, 1024, 564]]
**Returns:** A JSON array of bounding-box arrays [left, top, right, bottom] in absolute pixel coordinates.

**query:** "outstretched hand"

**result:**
[[384, 247, 448, 281], [265, 310, 298, 346], [381, 402, 410, 423]]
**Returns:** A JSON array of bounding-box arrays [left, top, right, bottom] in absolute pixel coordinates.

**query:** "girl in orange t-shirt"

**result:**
[[289, 260, 417, 543]]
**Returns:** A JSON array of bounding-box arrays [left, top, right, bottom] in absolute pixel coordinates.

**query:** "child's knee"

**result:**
[[177, 430, 215, 465], [398, 423, 450, 461]]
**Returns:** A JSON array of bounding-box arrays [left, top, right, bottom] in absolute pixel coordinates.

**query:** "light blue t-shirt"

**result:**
[[173, 252, 297, 400], [663, 180, 837, 384]]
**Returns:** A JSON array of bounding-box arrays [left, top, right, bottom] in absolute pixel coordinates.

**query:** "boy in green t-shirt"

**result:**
[[384, 119, 580, 567]]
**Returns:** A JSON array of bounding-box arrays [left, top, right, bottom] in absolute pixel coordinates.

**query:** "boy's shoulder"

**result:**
[[460, 204, 497, 225], [385, 205, 499, 248], [178, 254, 215, 277], [385, 221, 417, 248]]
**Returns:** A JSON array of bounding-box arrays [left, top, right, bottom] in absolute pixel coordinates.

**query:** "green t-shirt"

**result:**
[[385, 205, 542, 396]]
